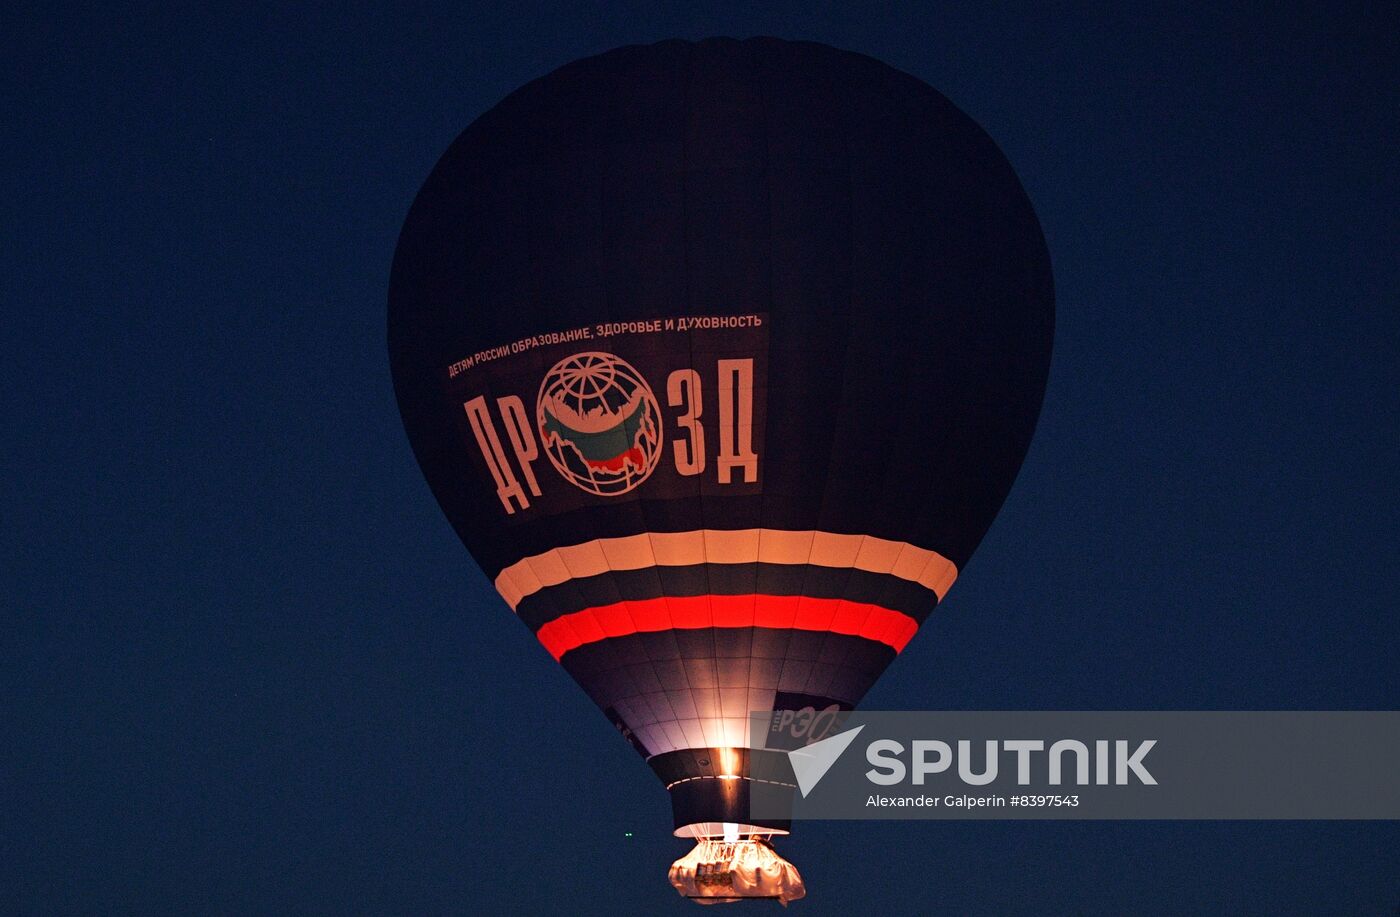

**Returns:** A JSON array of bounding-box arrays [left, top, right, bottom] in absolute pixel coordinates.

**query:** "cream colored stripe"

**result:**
[[493, 529, 959, 610]]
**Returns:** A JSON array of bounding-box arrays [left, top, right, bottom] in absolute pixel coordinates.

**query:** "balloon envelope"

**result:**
[[389, 37, 1053, 838]]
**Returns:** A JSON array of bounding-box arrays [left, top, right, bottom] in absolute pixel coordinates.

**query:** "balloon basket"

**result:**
[[669, 836, 806, 906]]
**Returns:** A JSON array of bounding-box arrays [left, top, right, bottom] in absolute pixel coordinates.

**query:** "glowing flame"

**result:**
[[715, 747, 741, 780]]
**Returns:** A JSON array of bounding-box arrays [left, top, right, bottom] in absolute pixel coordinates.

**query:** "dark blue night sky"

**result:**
[[6, 3, 1397, 914]]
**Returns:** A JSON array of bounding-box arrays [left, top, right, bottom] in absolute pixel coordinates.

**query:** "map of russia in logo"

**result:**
[[536, 352, 662, 495]]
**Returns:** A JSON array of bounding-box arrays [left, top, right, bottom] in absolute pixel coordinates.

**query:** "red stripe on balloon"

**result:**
[[535, 595, 920, 661]]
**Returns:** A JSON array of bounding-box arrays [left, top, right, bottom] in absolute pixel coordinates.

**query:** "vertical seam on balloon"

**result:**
[[678, 42, 723, 751], [846, 534, 890, 658], [750, 33, 776, 751], [791, 73, 860, 701], [815, 66, 863, 702], [809, 532, 868, 698]]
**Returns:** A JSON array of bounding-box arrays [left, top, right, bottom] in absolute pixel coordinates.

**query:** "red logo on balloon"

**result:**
[[536, 352, 663, 496]]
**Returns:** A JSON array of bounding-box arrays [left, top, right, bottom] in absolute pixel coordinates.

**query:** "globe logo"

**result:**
[[536, 352, 663, 496]]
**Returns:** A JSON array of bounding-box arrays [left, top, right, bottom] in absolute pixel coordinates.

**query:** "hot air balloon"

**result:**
[[389, 37, 1053, 905]]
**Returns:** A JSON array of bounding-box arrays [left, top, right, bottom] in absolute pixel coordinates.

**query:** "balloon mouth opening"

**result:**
[[669, 837, 806, 906], [675, 821, 791, 840]]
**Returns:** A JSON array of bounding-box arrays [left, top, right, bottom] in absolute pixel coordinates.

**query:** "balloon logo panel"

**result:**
[[446, 314, 768, 519]]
